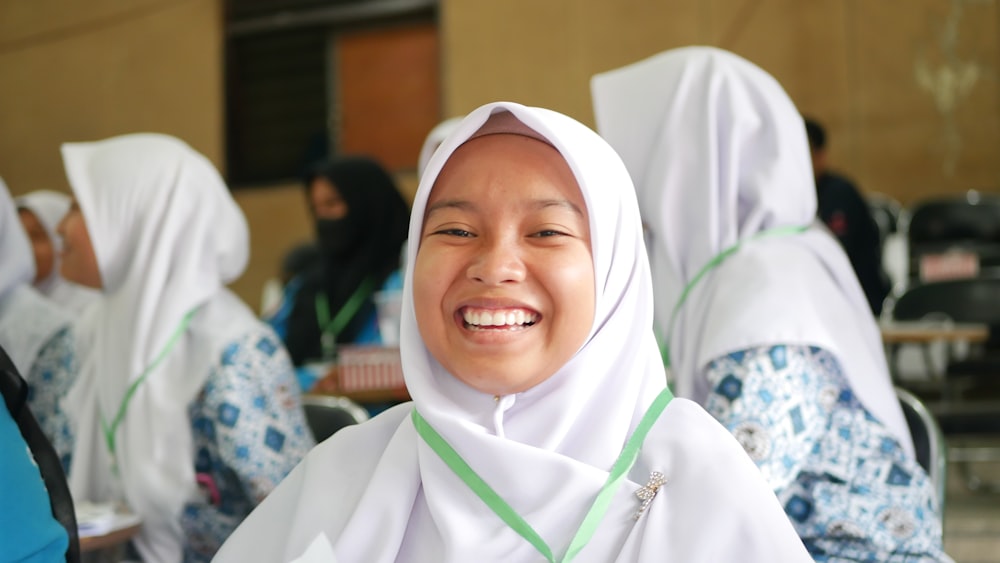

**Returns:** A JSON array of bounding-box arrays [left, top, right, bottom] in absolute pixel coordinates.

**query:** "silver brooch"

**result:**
[[634, 471, 666, 520]]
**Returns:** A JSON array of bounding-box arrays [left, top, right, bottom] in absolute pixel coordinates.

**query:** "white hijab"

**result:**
[[61, 133, 258, 562], [0, 179, 71, 376], [15, 189, 99, 315], [215, 102, 810, 562], [416, 117, 462, 178], [591, 46, 912, 456]]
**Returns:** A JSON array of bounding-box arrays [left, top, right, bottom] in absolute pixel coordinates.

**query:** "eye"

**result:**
[[530, 229, 568, 238], [433, 228, 474, 238]]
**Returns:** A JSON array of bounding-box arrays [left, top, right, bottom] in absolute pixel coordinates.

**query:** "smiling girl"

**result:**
[[215, 102, 811, 562]]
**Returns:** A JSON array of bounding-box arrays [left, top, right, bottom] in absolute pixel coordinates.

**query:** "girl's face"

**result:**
[[56, 202, 103, 289], [413, 134, 595, 395], [309, 177, 349, 220], [17, 208, 54, 284]]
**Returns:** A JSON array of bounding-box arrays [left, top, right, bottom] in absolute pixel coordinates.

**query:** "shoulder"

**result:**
[[311, 402, 413, 460], [380, 269, 404, 291], [707, 344, 837, 372], [0, 285, 71, 329], [214, 403, 416, 561], [214, 322, 285, 362], [818, 172, 867, 205], [288, 402, 414, 503], [641, 397, 778, 490], [654, 398, 742, 454]]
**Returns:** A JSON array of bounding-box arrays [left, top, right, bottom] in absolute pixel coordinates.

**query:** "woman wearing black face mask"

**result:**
[[273, 156, 409, 379]]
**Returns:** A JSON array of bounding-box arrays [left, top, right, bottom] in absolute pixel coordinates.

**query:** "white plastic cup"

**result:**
[[373, 289, 403, 345]]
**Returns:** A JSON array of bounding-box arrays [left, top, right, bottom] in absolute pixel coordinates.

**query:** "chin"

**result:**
[[460, 367, 550, 396]]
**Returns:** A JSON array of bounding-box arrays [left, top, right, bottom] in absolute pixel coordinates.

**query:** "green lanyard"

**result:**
[[660, 225, 809, 367], [101, 308, 198, 460], [411, 386, 674, 562], [314, 276, 377, 359]]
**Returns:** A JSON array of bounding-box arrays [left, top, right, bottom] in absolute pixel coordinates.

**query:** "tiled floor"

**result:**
[[942, 439, 1000, 563]]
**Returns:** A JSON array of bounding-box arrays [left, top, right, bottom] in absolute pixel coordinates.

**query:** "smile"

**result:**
[[461, 307, 538, 330]]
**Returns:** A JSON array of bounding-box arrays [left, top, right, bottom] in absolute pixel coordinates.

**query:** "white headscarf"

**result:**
[[15, 190, 99, 315], [416, 117, 463, 178], [61, 133, 258, 562], [591, 46, 912, 456], [214, 102, 811, 562], [0, 179, 71, 376]]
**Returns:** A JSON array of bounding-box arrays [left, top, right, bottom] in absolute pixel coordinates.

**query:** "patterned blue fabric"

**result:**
[[31, 324, 312, 562], [263, 275, 304, 342], [182, 327, 314, 562], [703, 345, 950, 562], [25, 327, 77, 472]]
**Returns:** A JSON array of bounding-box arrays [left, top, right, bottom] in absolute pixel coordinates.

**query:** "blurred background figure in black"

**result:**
[[805, 116, 891, 315]]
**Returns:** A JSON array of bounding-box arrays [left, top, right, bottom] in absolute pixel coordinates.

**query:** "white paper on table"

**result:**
[[75, 501, 141, 538]]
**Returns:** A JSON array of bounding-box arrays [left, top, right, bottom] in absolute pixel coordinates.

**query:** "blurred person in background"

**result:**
[[265, 156, 410, 392], [593, 46, 949, 561], [805, 117, 890, 316], [16, 189, 100, 315], [57, 133, 313, 562]]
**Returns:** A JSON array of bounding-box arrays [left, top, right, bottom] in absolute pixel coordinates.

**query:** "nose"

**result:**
[[466, 236, 526, 286], [55, 216, 67, 240]]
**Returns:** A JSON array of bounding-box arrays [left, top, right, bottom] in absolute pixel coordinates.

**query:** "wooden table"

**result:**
[[309, 356, 410, 404], [879, 320, 989, 345], [312, 385, 411, 404], [880, 320, 990, 386], [79, 514, 141, 553]]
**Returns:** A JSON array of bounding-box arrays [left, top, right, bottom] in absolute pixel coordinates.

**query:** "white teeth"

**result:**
[[462, 308, 537, 327]]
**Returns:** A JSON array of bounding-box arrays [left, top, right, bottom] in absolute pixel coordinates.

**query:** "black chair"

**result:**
[[908, 191, 1000, 247], [896, 387, 946, 514], [906, 192, 1000, 282], [892, 277, 1000, 328], [889, 277, 1000, 491], [301, 394, 370, 443], [890, 277, 1000, 397], [0, 346, 80, 563]]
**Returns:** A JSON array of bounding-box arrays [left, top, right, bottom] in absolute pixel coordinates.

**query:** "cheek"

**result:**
[[412, 250, 445, 326], [548, 251, 596, 332], [36, 241, 55, 268]]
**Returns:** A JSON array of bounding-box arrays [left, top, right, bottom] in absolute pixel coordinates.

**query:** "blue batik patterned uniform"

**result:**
[[704, 345, 950, 562], [25, 327, 77, 471], [32, 324, 312, 563], [181, 326, 314, 562]]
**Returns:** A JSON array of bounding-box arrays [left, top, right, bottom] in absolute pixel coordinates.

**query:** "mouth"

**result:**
[[459, 306, 539, 331]]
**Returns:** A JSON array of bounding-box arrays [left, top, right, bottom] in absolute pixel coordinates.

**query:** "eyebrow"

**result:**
[[424, 197, 584, 217], [424, 199, 473, 217]]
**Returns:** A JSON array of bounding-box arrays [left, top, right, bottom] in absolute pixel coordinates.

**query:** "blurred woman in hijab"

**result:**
[[268, 156, 410, 377], [592, 46, 949, 561], [16, 189, 99, 315], [0, 179, 77, 469], [57, 133, 313, 562]]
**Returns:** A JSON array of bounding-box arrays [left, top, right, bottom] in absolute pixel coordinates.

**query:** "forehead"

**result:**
[[427, 134, 585, 209], [310, 176, 341, 196]]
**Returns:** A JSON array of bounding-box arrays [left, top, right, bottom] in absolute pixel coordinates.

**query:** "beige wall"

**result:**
[[0, 0, 301, 307], [0, 0, 224, 189], [442, 0, 1000, 205], [3, 0, 998, 307]]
